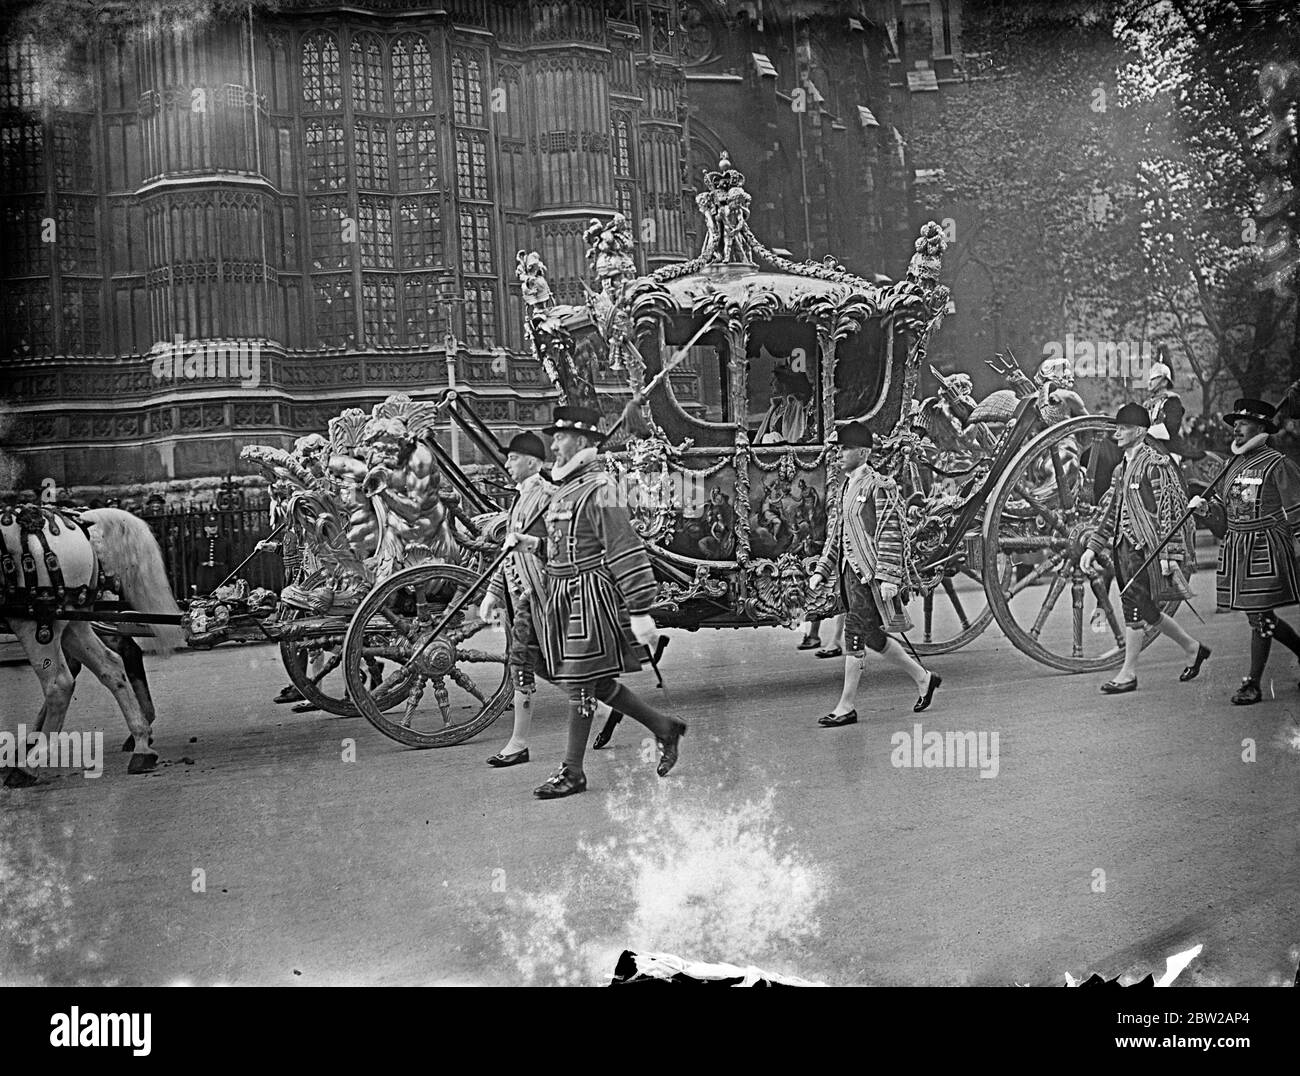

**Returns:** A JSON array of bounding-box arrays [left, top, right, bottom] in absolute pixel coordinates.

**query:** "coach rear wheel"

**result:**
[[342, 563, 511, 748], [982, 416, 1181, 673]]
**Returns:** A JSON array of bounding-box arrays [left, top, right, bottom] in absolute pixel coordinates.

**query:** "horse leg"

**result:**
[[110, 636, 155, 753], [4, 621, 74, 788], [36, 640, 82, 735], [62, 621, 156, 775]]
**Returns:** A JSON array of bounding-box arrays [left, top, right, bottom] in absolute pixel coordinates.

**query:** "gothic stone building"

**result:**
[[0, 0, 950, 493]]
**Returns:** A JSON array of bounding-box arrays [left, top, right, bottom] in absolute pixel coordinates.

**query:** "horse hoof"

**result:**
[[4, 768, 38, 789], [121, 735, 135, 752], [126, 754, 158, 775]]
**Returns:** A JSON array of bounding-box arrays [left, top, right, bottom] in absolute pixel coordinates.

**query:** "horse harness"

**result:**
[[0, 503, 95, 644]]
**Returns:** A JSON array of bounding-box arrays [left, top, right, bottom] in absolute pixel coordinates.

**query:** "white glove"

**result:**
[[878, 582, 899, 603], [808, 574, 825, 591], [478, 593, 499, 623], [502, 531, 530, 552], [1080, 549, 1097, 574], [631, 614, 658, 648], [1160, 558, 1175, 577], [1187, 495, 1207, 513]]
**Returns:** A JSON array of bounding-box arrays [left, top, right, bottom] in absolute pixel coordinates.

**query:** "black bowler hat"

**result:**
[[836, 421, 875, 449], [506, 431, 547, 461], [1114, 402, 1150, 428], [1223, 398, 1278, 433], [543, 405, 606, 441]]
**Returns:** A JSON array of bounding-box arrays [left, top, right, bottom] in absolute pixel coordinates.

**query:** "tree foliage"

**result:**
[[1117, 0, 1300, 410]]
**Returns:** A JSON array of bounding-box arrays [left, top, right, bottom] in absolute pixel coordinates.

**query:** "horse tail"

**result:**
[[80, 508, 185, 657]]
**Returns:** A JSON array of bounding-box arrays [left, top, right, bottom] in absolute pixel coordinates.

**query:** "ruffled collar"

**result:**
[[1231, 431, 1269, 456], [552, 446, 598, 482]]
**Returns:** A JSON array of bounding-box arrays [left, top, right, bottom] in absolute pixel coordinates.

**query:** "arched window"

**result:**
[[1, 37, 40, 110], [395, 120, 438, 190], [349, 33, 385, 112], [392, 34, 434, 112], [452, 53, 484, 125], [361, 275, 397, 344], [301, 32, 342, 111], [459, 206, 493, 274], [402, 274, 444, 344]]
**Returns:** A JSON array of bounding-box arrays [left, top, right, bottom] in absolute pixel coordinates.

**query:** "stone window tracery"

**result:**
[[350, 32, 385, 112], [452, 52, 484, 126], [396, 119, 439, 190], [305, 120, 346, 191], [455, 132, 488, 199], [309, 198, 352, 270], [392, 33, 435, 113], [460, 205, 493, 273], [399, 196, 442, 268], [314, 274, 355, 347], [402, 273, 445, 344], [301, 32, 343, 111], [462, 280, 495, 349], [362, 275, 398, 344], [2, 122, 43, 190], [355, 120, 390, 189], [358, 197, 393, 268]]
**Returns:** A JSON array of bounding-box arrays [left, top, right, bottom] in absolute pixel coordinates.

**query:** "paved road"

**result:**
[[1, 604, 1297, 986]]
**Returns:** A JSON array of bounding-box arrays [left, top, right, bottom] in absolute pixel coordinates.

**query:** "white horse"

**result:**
[[1, 506, 182, 787]]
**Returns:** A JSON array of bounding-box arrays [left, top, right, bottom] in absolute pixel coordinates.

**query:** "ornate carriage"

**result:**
[[202, 151, 1182, 752], [516, 153, 1181, 675]]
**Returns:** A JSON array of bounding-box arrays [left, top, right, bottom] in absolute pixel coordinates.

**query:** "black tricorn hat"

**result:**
[[506, 431, 547, 461], [1114, 402, 1151, 428], [836, 421, 876, 449], [1223, 398, 1278, 433], [543, 404, 606, 441]]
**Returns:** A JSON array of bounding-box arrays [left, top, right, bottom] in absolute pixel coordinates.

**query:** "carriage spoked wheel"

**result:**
[[341, 562, 511, 748], [278, 607, 409, 717], [904, 555, 1010, 656], [982, 415, 1181, 673]]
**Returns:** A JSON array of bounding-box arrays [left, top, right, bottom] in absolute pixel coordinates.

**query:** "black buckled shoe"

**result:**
[[534, 765, 587, 798], [1100, 679, 1138, 694], [656, 721, 687, 777], [914, 672, 943, 713], [818, 709, 858, 727], [592, 710, 624, 750], [486, 747, 529, 767], [796, 635, 821, 651], [1179, 644, 1212, 682], [1231, 678, 1262, 706], [274, 684, 304, 705]]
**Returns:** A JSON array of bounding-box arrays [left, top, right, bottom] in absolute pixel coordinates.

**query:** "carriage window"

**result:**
[[746, 329, 820, 445]]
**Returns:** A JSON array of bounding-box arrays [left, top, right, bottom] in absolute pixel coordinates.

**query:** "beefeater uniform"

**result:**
[[1086, 440, 1191, 629], [537, 446, 678, 776], [814, 463, 908, 655], [486, 470, 554, 693], [1212, 442, 1300, 614], [539, 454, 655, 683]]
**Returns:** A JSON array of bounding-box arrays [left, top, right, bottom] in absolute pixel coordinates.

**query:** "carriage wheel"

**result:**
[[904, 556, 1008, 656], [982, 416, 1180, 673], [342, 562, 511, 748], [278, 608, 410, 717]]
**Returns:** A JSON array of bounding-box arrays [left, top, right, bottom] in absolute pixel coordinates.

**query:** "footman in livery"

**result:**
[[1081, 403, 1208, 694], [808, 422, 942, 726]]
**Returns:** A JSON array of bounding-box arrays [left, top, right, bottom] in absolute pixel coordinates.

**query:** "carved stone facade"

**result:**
[[0, 0, 916, 491]]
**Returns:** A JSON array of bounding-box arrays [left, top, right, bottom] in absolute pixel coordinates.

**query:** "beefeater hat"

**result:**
[[543, 404, 606, 441], [1222, 398, 1278, 433]]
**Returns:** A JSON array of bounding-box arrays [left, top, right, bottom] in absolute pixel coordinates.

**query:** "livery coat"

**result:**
[[814, 466, 905, 589], [1205, 444, 1300, 611], [1086, 441, 1191, 606], [487, 471, 553, 606], [537, 455, 655, 684]]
